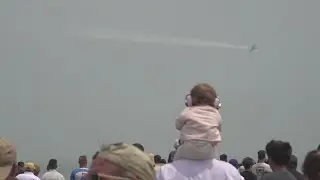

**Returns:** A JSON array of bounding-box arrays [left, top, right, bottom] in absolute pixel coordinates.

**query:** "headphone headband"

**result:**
[[185, 94, 221, 109]]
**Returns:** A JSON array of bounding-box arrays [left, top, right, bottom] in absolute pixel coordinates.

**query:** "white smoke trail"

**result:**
[[82, 28, 249, 50]]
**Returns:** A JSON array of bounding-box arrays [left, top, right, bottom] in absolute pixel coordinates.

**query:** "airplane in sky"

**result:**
[[249, 44, 258, 52]]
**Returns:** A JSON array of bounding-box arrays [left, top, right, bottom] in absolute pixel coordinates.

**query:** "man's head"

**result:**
[[242, 157, 255, 170], [46, 159, 58, 171], [78, 155, 87, 168], [220, 154, 228, 162], [154, 155, 161, 164], [303, 150, 320, 180], [0, 137, 17, 180], [258, 150, 267, 161], [287, 155, 298, 170], [132, 143, 144, 152], [167, 151, 176, 163], [87, 142, 155, 180], [160, 159, 166, 164], [265, 140, 292, 171]]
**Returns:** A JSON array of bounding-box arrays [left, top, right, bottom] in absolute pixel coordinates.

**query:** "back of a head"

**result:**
[[242, 157, 255, 170], [265, 140, 292, 166], [25, 162, 36, 173], [303, 150, 320, 180], [258, 150, 266, 161], [154, 155, 161, 164], [168, 151, 176, 163], [160, 159, 166, 164], [229, 159, 239, 169], [132, 143, 144, 152], [47, 159, 58, 171], [220, 154, 228, 162], [190, 83, 217, 107], [287, 155, 298, 170]]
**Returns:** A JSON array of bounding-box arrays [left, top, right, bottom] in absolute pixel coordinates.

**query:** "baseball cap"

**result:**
[[97, 143, 155, 180], [229, 159, 239, 168], [0, 137, 16, 179]]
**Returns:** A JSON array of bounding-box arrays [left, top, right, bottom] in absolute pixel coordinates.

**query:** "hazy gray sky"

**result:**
[[1, 0, 319, 173]]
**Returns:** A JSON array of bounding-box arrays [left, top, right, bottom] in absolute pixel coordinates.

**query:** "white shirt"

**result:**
[[42, 169, 65, 180], [157, 158, 244, 180], [16, 172, 41, 180], [251, 162, 272, 179]]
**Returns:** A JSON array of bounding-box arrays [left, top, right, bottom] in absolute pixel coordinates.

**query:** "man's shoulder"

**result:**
[[34, 176, 41, 180], [158, 159, 242, 179], [262, 171, 297, 180]]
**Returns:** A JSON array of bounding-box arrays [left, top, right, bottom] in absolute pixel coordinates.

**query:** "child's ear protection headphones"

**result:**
[[185, 94, 221, 109]]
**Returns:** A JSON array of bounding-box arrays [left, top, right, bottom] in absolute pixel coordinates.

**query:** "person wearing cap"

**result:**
[[16, 162, 40, 180], [0, 137, 17, 180], [86, 142, 155, 180], [229, 159, 239, 169], [70, 155, 89, 180]]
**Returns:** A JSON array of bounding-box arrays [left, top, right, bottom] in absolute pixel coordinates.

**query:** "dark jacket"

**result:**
[[241, 170, 258, 180]]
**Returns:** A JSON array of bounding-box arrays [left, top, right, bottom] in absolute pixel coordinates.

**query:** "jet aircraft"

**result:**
[[249, 44, 258, 52]]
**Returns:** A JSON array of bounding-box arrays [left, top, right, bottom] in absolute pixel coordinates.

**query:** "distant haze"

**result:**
[[1, 0, 319, 175]]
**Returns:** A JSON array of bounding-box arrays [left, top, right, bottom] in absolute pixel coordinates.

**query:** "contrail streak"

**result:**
[[82, 28, 249, 50]]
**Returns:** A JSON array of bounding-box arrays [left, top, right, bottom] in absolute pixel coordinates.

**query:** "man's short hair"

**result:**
[[79, 155, 87, 164], [132, 143, 144, 152], [160, 159, 166, 164], [287, 155, 298, 169], [258, 150, 266, 160], [154, 155, 161, 163], [220, 154, 228, 161], [242, 157, 255, 170], [265, 140, 292, 166]]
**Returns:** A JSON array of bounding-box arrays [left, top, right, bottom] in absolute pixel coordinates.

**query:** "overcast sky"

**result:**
[[1, 0, 319, 174]]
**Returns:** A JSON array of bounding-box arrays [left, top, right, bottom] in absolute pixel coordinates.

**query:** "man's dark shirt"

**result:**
[[241, 170, 257, 180], [288, 169, 304, 180], [261, 169, 297, 180]]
